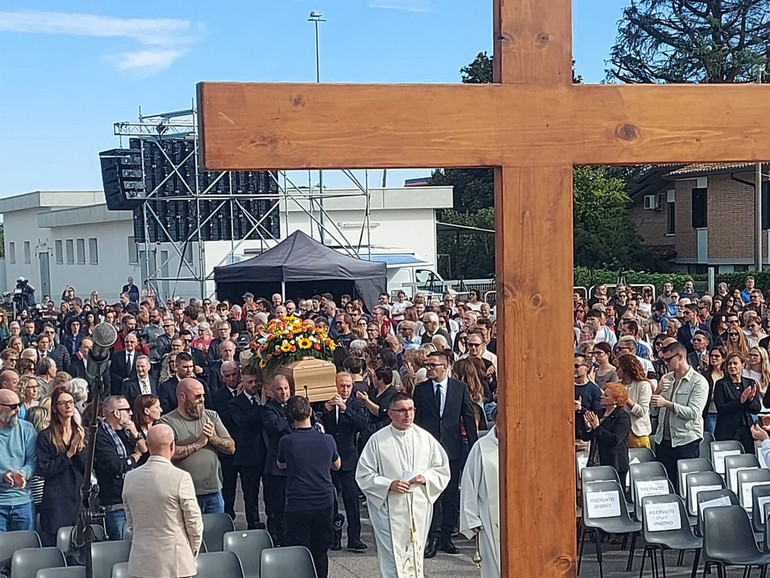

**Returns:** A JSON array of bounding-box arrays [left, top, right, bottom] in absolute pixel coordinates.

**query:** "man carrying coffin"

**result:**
[[460, 418, 500, 578], [356, 393, 450, 578]]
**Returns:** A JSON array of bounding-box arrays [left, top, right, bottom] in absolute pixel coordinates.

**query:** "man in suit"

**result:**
[[320, 372, 369, 551], [207, 340, 237, 395], [677, 303, 712, 353], [229, 368, 267, 530], [414, 350, 478, 558], [158, 352, 196, 414], [110, 332, 139, 395], [211, 360, 241, 520], [122, 355, 158, 407], [261, 374, 293, 546], [122, 424, 203, 578]]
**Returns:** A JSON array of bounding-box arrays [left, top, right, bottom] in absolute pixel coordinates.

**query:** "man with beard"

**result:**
[[0, 389, 37, 531], [159, 378, 235, 513]]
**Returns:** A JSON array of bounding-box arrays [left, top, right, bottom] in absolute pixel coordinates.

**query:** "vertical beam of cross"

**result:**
[[494, 2, 576, 577]]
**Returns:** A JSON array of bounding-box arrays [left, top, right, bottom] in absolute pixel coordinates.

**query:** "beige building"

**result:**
[[630, 163, 769, 274]]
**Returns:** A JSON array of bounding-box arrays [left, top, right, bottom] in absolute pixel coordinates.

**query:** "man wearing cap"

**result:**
[[242, 292, 256, 313]]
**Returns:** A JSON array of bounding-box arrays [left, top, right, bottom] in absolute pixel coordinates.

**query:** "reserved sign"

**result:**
[[586, 491, 621, 519], [645, 502, 682, 532]]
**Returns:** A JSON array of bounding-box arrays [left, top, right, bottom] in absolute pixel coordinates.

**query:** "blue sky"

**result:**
[[0, 0, 626, 196]]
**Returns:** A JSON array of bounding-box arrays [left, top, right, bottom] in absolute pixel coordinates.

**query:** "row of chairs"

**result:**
[[0, 527, 316, 578]]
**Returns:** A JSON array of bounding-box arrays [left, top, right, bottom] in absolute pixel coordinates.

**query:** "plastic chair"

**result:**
[[55, 525, 106, 556], [223, 529, 274, 578], [703, 505, 770, 576], [629, 447, 656, 465], [753, 484, 770, 534], [195, 551, 244, 578], [710, 440, 744, 474], [738, 468, 770, 510], [121, 520, 132, 541], [723, 453, 759, 492], [579, 480, 642, 578], [35, 568, 87, 578], [629, 462, 668, 505], [684, 471, 725, 517], [639, 494, 702, 578], [11, 546, 66, 578], [90, 540, 131, 578], [700, 431, 715, 462], [633, 477, 675, 524], [582, 465, 634, 514], [202, 513, 236, 552], [112, 561, 129, 578], [676, 458, 714, 499], [260, 546, 317, 578], [694, 488, 740, 538], [0, 530, 41, 567]]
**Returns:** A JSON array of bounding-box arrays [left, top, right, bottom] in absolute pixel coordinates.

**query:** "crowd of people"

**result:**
[[574, 276, 770, 492], [0, 279, 501, 578]]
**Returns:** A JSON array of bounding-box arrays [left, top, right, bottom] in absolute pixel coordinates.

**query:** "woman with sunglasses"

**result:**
[[36, 387, 86, 546], [701, 346, 726, 434], [725, 324, 749, 359], [744, 347, 770, 412]]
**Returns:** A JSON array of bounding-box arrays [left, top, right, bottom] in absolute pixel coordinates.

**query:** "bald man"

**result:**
[[122, 424, 203, 578], [0, 389, 37, 531], [159, 378, 235, 514]]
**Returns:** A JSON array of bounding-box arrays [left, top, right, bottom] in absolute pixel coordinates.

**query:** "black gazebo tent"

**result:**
[[213, 230, 387, 311]]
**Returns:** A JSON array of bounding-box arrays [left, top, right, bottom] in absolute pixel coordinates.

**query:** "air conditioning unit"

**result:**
[[644, 194, 661, 210]]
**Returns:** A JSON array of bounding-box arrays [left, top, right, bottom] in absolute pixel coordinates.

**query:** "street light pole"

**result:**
[[308, 11, 326, 244]]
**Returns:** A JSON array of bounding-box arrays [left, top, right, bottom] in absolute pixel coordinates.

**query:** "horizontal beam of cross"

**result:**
[[198, 82, 770, 170]]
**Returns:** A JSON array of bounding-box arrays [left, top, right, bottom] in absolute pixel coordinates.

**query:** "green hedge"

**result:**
[[574, 268, 770, 295]]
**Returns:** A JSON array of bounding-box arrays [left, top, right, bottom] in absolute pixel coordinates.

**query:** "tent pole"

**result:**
[[281, 280, 286, 303]]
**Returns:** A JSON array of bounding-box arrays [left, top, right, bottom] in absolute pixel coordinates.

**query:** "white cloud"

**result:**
[[0, 10, 199, 75], [368, 0, 432, 12]]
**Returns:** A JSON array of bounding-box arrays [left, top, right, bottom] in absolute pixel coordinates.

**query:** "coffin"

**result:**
[[275, 356, 337, 402]]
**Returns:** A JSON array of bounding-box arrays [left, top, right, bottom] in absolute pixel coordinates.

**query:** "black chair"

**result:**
[[700, 431, 715, 462], [684, 471, 725, 517], [630, 447, 656, 464], [630, 462, 669, 506], [202, 513, 236, 552], [738, 468, 770, 510], [196, 551, 244, 578], [694, 488, 740, 538], [90, 540, 131, 578], [639, 494, 702, 578], [633, 476, 675, 524], [724, 453, 759, 492], [260, 546, 317, 578], [35, 568, 87, 578], [11, 546, 66, 578], [0, 529, 40, 568], [703, 505, 770, 577], [764, 503, 770, 554], [55, 525, 106, 556], [223, 530, 274, 578], [579, 480, 642, 578], [583, 465, 635, 514], [710, 440, 744, 475], [112, 561, 129, 578], [753, 484, 770, 534], [677, 458, 714, 500]]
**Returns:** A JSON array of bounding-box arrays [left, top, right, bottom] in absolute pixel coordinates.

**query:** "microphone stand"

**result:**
[[74, 346, 111, 577]]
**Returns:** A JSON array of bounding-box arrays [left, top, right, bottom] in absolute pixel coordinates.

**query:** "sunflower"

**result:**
[[280, 341, 292, 352], [297, 337, 312, 349]]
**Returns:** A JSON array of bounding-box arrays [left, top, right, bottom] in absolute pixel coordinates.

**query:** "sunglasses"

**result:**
[[729, 332, 740, 337], [662, 354, 679, 363], [0, 403, 21, 410]]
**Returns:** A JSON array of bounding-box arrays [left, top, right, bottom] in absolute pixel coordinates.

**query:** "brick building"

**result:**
[[629, 163, 770, 274]]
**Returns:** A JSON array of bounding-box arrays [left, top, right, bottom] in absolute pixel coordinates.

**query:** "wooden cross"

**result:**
[[197, 1, 770, 576]]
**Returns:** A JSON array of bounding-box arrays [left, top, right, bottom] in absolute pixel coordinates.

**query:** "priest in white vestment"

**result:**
[[460, 425, 500, 578], [356, 392, 450, 578]]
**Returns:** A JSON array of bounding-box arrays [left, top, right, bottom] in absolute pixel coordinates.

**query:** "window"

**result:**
[[691, 187, 707, 228], [127, 237, 138, 264], [76, 239, 86, 264], [55, 240, 63, 264], [8, 242, 15, 264], [667, 202, 676, 235], [65, 239, 74, 264], [23, 241, 31, 264], [88, 238, 98, 264]]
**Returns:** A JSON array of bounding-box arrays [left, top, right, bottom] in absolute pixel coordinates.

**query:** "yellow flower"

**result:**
[[297, 337, 312, 349], [280, 341, 292, 352]]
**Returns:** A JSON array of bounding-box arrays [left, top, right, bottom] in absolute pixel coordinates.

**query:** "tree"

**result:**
[[607, 0, 770, 84]]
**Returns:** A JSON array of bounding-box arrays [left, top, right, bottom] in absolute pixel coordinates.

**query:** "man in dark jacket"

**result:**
[[210, 360, 240, 521], [94, 395, 148, 540], [414, 350, 478, 557], [229, 369, 267, 530], [261, 374, 292, 546], [320, 372, 369, 551]]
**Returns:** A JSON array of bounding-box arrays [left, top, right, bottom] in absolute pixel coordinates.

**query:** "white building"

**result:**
[[0, 186, 453, 303]]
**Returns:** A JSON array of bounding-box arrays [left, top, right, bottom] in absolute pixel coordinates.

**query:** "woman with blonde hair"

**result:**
[[725, 324, 750, 359], [614, 354, 652, 448], [8, 336, 23, 353], [744, 346, 770, 412], [16, 375, 40, 420], [36, 387, 87, 546]]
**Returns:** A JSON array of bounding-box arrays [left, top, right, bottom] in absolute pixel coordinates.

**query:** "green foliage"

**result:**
[[436, 208, 495, 279], [607, 0, 770, 83], [573, 267, 704, 294], [716, 271, 770, 293]]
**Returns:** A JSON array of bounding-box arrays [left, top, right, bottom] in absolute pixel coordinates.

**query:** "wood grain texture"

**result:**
[[494, 0, 572, 84], [495, 165, 576, 578], [197, 82, 770, 170]]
